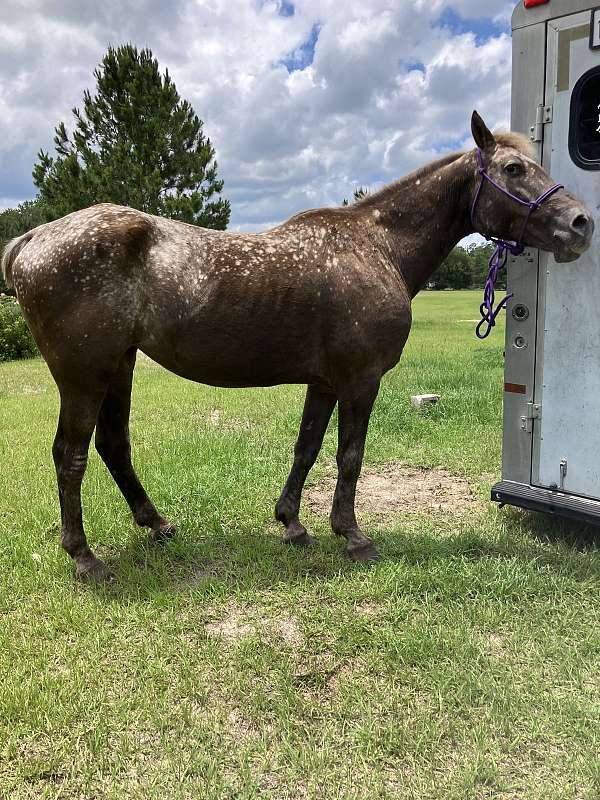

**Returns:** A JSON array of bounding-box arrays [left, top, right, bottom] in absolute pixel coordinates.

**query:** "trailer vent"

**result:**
[[569, 66, 600, 170]]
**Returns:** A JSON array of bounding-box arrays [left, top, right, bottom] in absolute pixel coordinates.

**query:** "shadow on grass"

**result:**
[[89, 519, 351, 602], [78, 502, 600, 604], [505, 506, 600, 551]]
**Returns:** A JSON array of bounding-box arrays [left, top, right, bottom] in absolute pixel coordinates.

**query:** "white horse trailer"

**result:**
[[492, 0, 600, 522]]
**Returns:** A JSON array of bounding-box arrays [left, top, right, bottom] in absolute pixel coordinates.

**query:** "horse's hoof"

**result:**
[[149, 522, 177, 543], [283, 530, 316, 547], [76, 558, 115, 583], [347, 543, 380, 562], [282, 521, 315, 547]]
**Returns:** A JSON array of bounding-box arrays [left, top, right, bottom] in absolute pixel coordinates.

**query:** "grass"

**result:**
[[2, 289, 600, 799]]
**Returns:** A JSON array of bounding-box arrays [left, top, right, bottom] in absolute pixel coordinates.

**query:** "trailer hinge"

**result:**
[[530, 105, 553, 142], [520, 402, 541, 433]]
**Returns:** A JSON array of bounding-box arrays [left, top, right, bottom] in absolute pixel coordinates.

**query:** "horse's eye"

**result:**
[[504, 162, 522, 176]]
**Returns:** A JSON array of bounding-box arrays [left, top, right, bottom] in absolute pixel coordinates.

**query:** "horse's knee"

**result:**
[[60, 452, 89, 487]]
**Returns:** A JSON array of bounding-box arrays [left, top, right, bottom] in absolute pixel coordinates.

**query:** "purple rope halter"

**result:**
[[470, 147, 563, 339]]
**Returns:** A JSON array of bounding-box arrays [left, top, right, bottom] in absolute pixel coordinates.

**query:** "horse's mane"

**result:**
[[349, 130, 534, 210]]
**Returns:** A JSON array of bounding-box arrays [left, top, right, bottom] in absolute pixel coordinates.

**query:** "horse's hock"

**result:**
[[305, 463, 477, 523]]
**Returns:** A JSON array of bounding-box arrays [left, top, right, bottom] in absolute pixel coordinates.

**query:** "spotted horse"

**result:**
[[2, 112, 593, 580]]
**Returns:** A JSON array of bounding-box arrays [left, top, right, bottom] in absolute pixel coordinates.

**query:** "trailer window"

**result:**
[[569, 66, 600, 170]]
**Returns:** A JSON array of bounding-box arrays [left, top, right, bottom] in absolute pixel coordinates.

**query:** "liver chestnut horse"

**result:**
[[2, 112, 593, 581]]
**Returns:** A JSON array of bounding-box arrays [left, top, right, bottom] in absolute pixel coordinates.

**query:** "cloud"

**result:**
[[0, 0, 512, 232]]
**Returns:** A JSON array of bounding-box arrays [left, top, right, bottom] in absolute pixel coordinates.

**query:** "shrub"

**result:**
[[0, 297, 39, 361]]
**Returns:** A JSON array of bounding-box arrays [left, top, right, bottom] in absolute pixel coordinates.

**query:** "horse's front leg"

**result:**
[[330, 380, 381, 561], [276, 384, 337, 545]]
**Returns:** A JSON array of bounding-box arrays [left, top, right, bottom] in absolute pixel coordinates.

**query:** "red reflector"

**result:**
[[524, 0, 549, 7]]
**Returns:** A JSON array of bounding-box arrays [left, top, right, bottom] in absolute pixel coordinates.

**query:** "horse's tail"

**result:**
[[1, 231, 36, 289]]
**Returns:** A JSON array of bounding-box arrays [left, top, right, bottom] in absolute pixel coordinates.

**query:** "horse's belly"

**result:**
[[139, 330, 324, 388]]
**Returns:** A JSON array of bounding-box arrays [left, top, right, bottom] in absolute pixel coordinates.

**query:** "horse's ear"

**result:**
[[471, 110, 496, 150]]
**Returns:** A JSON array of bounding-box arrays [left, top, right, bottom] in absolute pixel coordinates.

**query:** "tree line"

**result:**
[[430, 243, 498, 290]]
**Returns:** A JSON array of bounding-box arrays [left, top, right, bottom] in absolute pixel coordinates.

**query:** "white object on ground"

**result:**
[[410, 394, 440, 409]]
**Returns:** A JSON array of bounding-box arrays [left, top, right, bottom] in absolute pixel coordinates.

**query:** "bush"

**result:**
[[0, 298, 39, 361]]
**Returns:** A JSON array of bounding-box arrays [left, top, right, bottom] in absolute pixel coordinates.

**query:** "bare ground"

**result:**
[[305, 462, 477, 522]]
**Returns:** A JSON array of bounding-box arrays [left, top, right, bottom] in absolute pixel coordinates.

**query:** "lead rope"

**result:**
[[470, 148, 563, 339], [476, 240, 520, 340]]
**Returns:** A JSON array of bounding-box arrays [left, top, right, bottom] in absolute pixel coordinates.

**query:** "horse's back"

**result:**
[[10, 205, 139, 288]]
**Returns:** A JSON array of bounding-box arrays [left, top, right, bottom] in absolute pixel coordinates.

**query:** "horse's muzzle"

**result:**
[[553, 211, 594, 262]]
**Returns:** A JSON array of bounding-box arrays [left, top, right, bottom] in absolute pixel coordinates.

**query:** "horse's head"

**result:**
[[470, 110, 593, 263]]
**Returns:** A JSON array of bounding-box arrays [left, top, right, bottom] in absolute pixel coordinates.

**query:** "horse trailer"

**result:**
[[492, 0, 600, 523]]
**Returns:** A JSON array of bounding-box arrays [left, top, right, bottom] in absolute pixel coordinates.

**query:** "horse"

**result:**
[[2, 111, 593, 581]]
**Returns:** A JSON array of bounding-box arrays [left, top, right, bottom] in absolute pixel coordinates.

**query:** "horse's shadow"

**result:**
[[83, 503, 600, 603], [89, 518, 348, 602]]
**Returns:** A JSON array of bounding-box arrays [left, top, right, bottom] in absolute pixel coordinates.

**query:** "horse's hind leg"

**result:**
[[330, 380, 381, 562], [94, 348, 175, 542], [53, 384, 113, 581], [276, 384, 336, 545]]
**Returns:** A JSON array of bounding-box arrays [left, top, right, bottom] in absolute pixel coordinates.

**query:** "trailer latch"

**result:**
[[520, 402, 541, 433]]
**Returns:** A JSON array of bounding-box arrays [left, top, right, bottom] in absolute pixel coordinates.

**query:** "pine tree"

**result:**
[[33, 44, 230, 229], [342, 187, 370, 206]]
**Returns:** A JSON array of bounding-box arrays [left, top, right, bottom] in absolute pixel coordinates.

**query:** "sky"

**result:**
[[0, 0, 515, 232]]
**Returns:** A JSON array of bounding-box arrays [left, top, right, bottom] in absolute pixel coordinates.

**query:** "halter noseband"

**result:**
[[471, 147, 563, 339]]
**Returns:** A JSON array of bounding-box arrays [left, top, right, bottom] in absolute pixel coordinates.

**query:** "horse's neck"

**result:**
[[370, 153, 475, 296]]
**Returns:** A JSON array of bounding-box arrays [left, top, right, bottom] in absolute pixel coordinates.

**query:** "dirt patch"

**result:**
[[354, 600, 382, 617], [205, 602, 305, 648], [205, 613, 255, 642], [486, 632, 509, 659], [205, 407, 253, 432], [3, 382, 46, 397], [305, 463, 476, 521], [225, 708, 260, 744], [275, 616, 305, 648]]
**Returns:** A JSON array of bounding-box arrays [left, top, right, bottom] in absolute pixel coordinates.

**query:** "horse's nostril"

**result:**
[[571, 213, 590, 233]]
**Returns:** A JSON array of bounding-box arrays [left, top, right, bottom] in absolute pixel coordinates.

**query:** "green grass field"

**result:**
[[2, 290, 600, 799]]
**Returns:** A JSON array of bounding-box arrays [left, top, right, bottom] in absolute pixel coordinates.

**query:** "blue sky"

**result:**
[[281, 23, 321, 72], [435, 7, 510, 42], [0, 0, 514, 231]]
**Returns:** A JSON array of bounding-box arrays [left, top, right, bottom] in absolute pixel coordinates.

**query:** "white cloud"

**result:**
[[0, 0, 512, 230]]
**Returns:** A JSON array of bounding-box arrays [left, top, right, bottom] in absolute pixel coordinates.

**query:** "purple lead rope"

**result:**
[[470, 148, 563, 339], [475, 240, 519, 340]]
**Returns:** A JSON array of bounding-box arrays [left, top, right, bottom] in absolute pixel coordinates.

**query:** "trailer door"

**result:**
[[532, 10, 600, 497]]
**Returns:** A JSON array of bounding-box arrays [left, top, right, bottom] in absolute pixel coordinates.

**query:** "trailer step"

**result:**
[[491, 480, 600, 527]]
